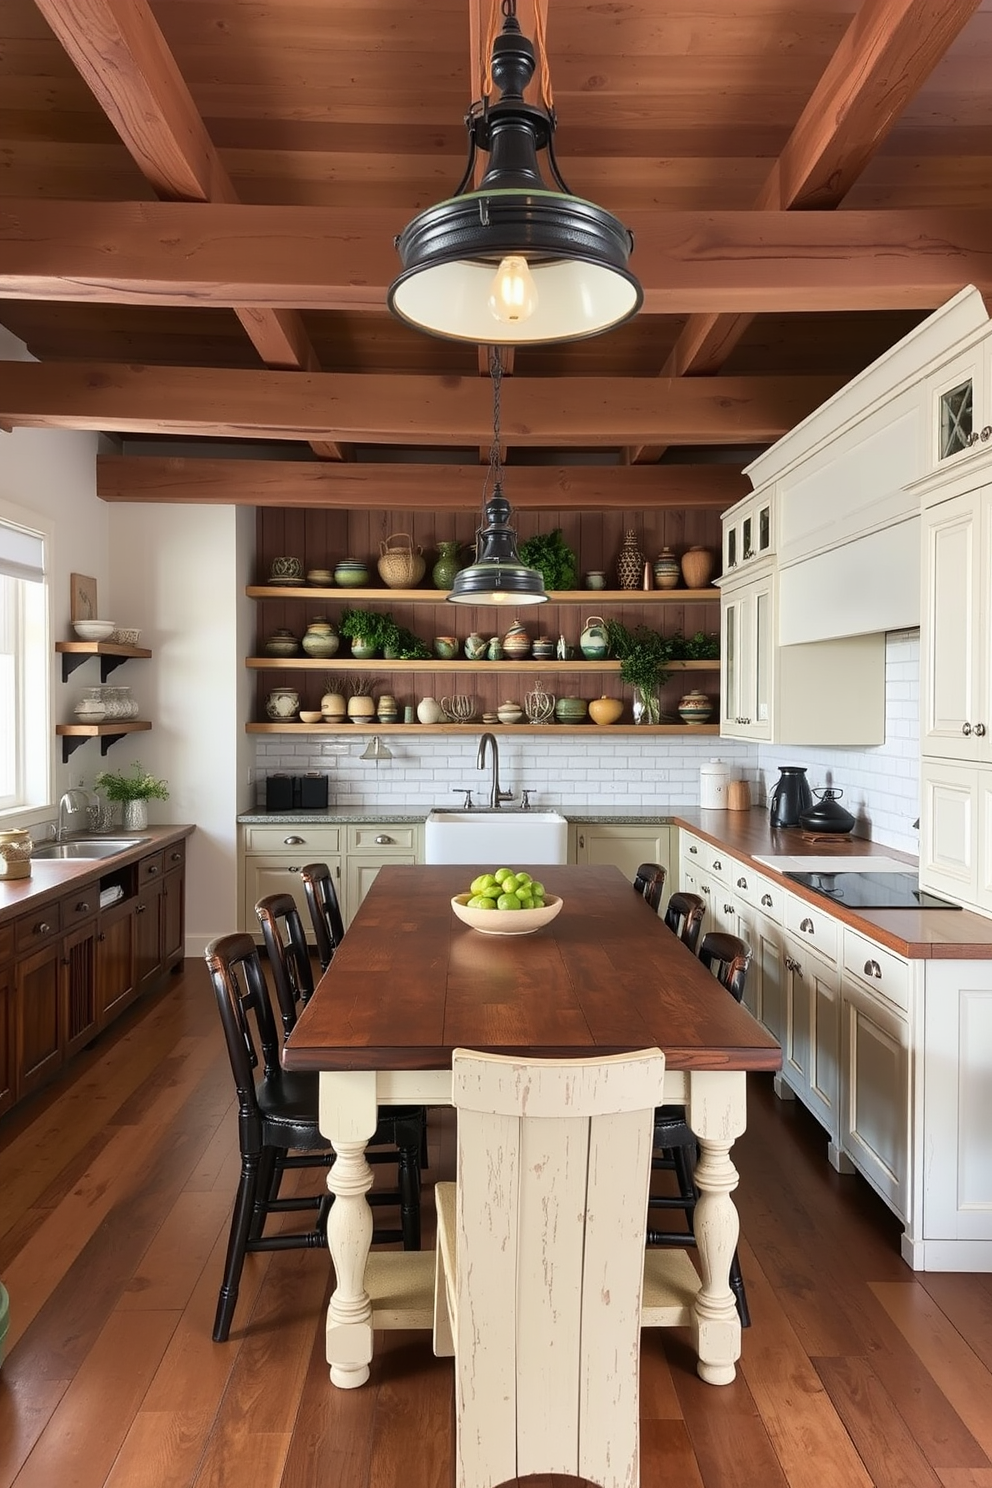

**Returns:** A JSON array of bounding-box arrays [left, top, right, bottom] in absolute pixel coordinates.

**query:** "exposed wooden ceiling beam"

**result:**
[[0, 362, 839, 445], [32, 0, 344, 457], [2, 201, 991, 313], [96, 457, 748, 511], [638, 0, 983, 457]]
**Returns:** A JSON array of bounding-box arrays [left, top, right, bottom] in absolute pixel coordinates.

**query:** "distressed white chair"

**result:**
[[433, 1046, 691, 1488]]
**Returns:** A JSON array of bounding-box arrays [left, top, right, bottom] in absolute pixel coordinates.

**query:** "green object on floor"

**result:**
[[0, 1281, 9, 1367]]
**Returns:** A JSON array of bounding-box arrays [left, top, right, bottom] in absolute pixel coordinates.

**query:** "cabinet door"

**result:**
[[921, 490, 987, 760], [721, 577, 772, 740], [805, 951, 841, 1143], [919, 759, 980, 906], [134, 879, 164, 992], [573, 824, 672, 890], [62, 920, 98, 1057], [14, 939, 63, 1096], [922, 959, 992, 1244], [735, 901, 785, 1037], [345, 854, 417, 926], [162, 864, 185, 968], [97, 896, 135, 1023], [0, 926, 14, 1115], [244, 857, 344, 939], [841, 980, 910, 1219]]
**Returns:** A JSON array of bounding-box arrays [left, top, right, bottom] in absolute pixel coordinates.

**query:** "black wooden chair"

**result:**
[[205, 931, 423, 1344], [299, 861, 345, 972], [647, 929, 753, 1327], [633, 862, 667, 913], [663, 890, 705, 955]]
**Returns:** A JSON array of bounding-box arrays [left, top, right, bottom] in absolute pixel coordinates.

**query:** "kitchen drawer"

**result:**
[[347, 824, 419, 853], [732, 865, 784, 922], [163, 841, 186, 874], [138, 851, 164, 885], [244, 825, 341, 853], [14, 902, 62, 953], [681, 832, 706, 870], [843, 928, 910, 1013], [785, 893, 839, 964], [62, 884, 99, 927], [700, 843, 731, 883]]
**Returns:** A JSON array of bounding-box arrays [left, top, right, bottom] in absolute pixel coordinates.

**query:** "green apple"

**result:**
[[496, 893, 522, 910], [529, 880, 545, 899], [494, 868, 514, 884], [470, 873, 496, 895], [468, 894, 498, 909]]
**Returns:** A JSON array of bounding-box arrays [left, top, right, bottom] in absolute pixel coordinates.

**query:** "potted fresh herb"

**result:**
[[338, 608, 431, 661], [94, 761, 169, 830], [604, 621, 675, 724], [518, 528, 578, 592]]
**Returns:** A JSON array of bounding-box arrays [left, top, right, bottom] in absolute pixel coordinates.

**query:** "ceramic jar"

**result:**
[[433, 635, 459, 660], [432, 540, 465, 590], [376, 694, 399, 723], [579, 616, 609, 660], [681, 546, 716, 590], [301, 618, 339, 658], [464, 632, 488, 660], [264, 628, 300, 657], [497, 700, 524, 725], [502, 621, 531, 658], [347, 694, 376, 723], [653, 547, 681, 589], [616, 530, 644, 589], [486, 635, 503, 660], [123, 799, 149, 831], [266, 688, 300, 721], [74, 687, 106, 722], [589, 695, 624, 725], [531, 635, 555, 660], [584, 571, 606, 590], [417, 696, 444, 724], [269, 555, 304, 585], [678, 689, 714, 725], [320, 689, 347, 722], [554, 697, 588, 723], [0, 827, 33, 881]]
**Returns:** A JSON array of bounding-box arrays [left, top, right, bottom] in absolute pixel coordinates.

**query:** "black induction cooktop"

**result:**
[[784, 870, 961, 911]]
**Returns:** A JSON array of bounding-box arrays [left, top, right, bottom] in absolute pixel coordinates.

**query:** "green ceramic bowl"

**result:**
[[555, 697, 588, 723]]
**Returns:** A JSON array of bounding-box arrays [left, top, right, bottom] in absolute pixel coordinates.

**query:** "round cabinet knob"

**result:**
[[375, 835, 394, 845], [962, 722, 973, 736], [689, 844, 698, 855], [36, 922, 52, 935], [284, 835, 305, 845], [976, 723, 987, 738], [76, 901, 90, 913], [147, 864, 158, 875]]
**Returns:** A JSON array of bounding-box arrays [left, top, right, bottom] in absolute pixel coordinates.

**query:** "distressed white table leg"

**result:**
[[686, 1069, 747, 1386], [319, 1070, 380, 1389]]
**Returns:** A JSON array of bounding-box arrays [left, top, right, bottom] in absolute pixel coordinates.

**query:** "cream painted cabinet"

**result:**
[[730, 864, 786, 1038], [571, 823, 673, 898], [721, 487, 775, 579], [343, 824, 421, 928], [241, 824, 343, 936], [720, 570, 773, 741]]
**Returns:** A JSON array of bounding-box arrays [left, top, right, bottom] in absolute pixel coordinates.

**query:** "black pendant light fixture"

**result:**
[[388, 0, 642, 345], [448, 350, 547, 606]]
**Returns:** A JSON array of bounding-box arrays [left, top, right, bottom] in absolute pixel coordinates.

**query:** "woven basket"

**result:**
[[377, 533, 425, 588]]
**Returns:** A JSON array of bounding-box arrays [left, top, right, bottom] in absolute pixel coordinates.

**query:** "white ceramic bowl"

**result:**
[[72, 620, 116, 642], [298, 710, 323, 723], [451, 892, 563, 936]]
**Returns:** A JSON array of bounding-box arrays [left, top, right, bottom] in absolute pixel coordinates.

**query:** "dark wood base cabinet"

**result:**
[[4, 838, 186, 1115]]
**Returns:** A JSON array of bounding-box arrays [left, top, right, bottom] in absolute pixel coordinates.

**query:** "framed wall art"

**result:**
[[70, 573, 98, 622]]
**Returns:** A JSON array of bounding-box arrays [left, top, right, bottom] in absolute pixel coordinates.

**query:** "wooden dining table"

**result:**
[[282, 863, 782, 1390]]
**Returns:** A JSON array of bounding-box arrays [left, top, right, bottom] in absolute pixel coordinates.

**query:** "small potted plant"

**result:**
[[605, 621, 675, 725], [94, 760, 170, 831]]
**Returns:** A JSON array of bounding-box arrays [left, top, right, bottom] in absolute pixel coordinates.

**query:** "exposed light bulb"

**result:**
[[488, 256, 538, 323]]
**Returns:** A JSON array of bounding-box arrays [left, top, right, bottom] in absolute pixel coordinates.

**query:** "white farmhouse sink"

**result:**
[[425, 810, 568, 865]]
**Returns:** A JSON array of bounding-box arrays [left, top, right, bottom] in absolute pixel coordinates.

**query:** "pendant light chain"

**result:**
[[487, 347, 504, 499], [483, 0, 553, 111]]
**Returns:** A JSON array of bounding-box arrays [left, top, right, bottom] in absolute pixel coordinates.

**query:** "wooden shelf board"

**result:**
[[56, 720, 151, 737], [246, 586, 719, 604], [247, 657, 719, 673], [245, 722, 720, 736], [55, 642, 152, 659]]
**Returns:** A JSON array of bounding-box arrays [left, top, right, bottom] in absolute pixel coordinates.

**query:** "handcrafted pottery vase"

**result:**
[[266, 687, 300, 721], [334, 559, 370, 588], [300, 618, 339, 658], [681, 546, 716, 590], [584, 571, 606, 590], [487, 635, 503, 660], [347, 694, 376, 723], [653, 547, 681, 589], [74, 686, 106, 722], [678, 689, 714, 725], [464, 632, 488, 661], [269, 555, 304, 585], [496, 700, 524, 725], [417, 696, 444, 724], [531, 635, 555, 660], [579, 616, 609, 660], [123, 798, 149, 832], [264, 628, 300, 657], [589, 695, 624, 725], [349, 634, 378, 659], [376, 694, 399, 723], [432, 540, 464, 590], [616, 529, 644, 589], [433, 635, 459, 660], [377, 532, 425, 588], [502, 620, 531, 658], [320, 690, 347, 721], [554, 697, 588, 723]]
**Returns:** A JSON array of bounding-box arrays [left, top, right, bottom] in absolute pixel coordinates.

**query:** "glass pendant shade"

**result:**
[[387, 10, 641, 345]]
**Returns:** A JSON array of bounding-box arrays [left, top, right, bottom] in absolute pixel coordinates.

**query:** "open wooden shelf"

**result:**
[[246, 722, 719, 737], [55, 719, 151, 762], [55, 640, 152, 681], [247, 586, 719, 605], [247, 657, 719, 674]]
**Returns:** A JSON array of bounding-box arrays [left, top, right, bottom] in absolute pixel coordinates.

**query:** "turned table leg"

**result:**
[[319, 1071, 379, 1389], [686, 1069, 747, 1386]]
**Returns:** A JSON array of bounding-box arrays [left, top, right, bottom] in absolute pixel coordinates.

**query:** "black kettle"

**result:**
[[799, 787, 856, 835], [769, 766, 813, 828]]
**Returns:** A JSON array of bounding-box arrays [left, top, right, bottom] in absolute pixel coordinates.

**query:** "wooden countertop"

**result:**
[[0, 825, 194, 925], [671, 809, 992, 960]]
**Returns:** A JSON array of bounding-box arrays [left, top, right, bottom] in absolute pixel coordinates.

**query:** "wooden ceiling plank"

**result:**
[[94, 456, 748, 511], [3, 200, 992, 312], [0, 360, 840, 445], [633, 0, 983, 461], [31, 0, 345, 456]]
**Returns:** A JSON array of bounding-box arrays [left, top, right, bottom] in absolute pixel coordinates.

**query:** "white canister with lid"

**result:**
[[700, 759, 731, 810]]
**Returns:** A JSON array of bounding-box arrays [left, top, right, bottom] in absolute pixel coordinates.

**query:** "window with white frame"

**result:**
[[0, 504, 51, 819]]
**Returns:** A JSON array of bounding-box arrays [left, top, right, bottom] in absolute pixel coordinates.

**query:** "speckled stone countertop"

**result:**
[[237, 809, 675, 825]]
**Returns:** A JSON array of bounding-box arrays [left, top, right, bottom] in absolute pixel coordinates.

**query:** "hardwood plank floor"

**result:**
[[2, 960, 991, 1488]]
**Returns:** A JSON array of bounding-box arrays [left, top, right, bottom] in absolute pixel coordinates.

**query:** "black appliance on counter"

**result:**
[[784, 869, 960, 911], [265, 772, 329, 811], [769, 766, 813, 828]]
